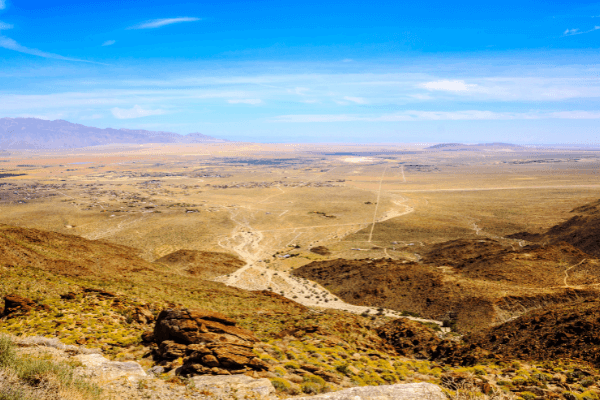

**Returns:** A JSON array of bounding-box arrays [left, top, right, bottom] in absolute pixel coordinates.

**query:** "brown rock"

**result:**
[[248, 357, 271, 371], [158, 341, 188, 359], [133, 307, 155, 324], [213, 347, 251, 367], [2, 294, 36, 317], [201, 354, 220, 367], [141, 331, 155, 343], [60, 292, 77, 300], [300, 363, 321, 372], [153, 308, 267, 376], [188, 309, 236, 326], [154, 308, 257, 345]]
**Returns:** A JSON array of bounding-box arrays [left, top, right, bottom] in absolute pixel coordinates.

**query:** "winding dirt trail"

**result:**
[[212, 174, 444, 328], [563, 259, 587, 288]]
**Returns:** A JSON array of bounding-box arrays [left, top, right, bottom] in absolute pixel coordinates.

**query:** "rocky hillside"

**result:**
[[508, 198, 600, 257], [292, 241, 600, 332]]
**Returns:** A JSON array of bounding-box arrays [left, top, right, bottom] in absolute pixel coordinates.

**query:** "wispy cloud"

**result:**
[[421, 79, 477, 92], [0, 35, 105, 64], [102, 40, 116, 46], [270, 110, 600, 123], [129, 17, 200, 30], [343, 96, 367, 104], [228, 98, 262, 105], [79, 114, 103, 120], [0, 0, 5, 10], [0, 21, 12, 30], [564, 26, 600, 36], [111, 105, 166, 119]]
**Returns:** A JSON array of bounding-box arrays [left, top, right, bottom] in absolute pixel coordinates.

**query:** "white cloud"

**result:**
[[102, 40, 116, 46], [227, 98, 262, 105], [0, 35, 104, 64], [343, 96, 367, 104], [270, 110, 600, 123], [0, 0, 5, 10], [0, 21, 13, 30], [421, 79, 477, 92], [111, 105, 166, 119], [564, 26, 600, 36], [130, 17, 200, 29]]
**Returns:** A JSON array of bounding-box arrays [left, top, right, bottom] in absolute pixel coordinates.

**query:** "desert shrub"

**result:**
[[270, 377, 291, 392], [301, 382, 322, 394], [303, 375, 326, 386], [580, 377, 596, 388], [335, 364, 351, 375], [380, 373, 397, 383], [0, 385, 31, 400], [519, 392, 536, 400], [0, 335, 102, 398], [284, 361, 300, 370]]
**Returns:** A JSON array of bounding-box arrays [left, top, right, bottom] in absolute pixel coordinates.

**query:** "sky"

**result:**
[[1, 1, 600, 143]]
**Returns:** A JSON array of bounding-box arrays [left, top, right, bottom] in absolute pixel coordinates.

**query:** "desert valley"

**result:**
[[1, 120, 600, 400]]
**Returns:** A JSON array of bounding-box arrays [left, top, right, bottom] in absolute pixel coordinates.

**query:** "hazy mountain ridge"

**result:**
[[0, 118, 228, 149], [426, 142, 525, 151]]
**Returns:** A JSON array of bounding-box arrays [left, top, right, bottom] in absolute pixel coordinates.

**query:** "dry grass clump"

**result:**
[[0, 335, 102, 400]]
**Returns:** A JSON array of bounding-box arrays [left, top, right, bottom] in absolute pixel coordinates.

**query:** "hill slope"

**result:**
[[0, 118, 227, 149], [508, 198, 600, 257]]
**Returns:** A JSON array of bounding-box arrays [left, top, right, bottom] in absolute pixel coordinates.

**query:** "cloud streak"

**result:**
[[421, 79, 477, 92], [0, 21, 12, 30], [228, 98, 262, 105], [102, 40, 116, 46], [0, 0, 5, 10], [0, 35, 105, 64], [130, 17, 200, 29], [111, 105, 166, 119], [564, 26, 600, 36], [270, 110, 600, 123]]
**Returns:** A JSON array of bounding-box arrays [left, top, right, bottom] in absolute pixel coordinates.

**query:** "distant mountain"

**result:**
[[425, 142, 525, 151], [0, 118, 228, 149]]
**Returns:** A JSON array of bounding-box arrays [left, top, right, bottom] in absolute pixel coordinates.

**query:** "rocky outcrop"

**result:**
[[292, 382, 445, 399], [152, 308, 271, 375], [2, 294, 37, 317]]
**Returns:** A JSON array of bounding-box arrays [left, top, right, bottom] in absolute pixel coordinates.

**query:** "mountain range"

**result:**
[[0, 118, 228, 149]]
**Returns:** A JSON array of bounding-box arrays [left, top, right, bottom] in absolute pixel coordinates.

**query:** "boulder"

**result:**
[[2, 294, 36, 317], [292, 382, 445, 400], [152, 308, 268, 376]]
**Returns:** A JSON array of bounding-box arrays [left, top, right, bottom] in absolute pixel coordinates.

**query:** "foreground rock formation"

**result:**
[[152, 308, 270, 375]]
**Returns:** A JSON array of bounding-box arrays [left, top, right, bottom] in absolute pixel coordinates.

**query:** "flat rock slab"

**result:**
[[191, 374, 276, 399], [75, 354, 147, 381], [291, 382, 445, 400]]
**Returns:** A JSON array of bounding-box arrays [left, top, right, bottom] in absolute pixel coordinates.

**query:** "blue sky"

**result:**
[[1, 0, 600, 143]]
